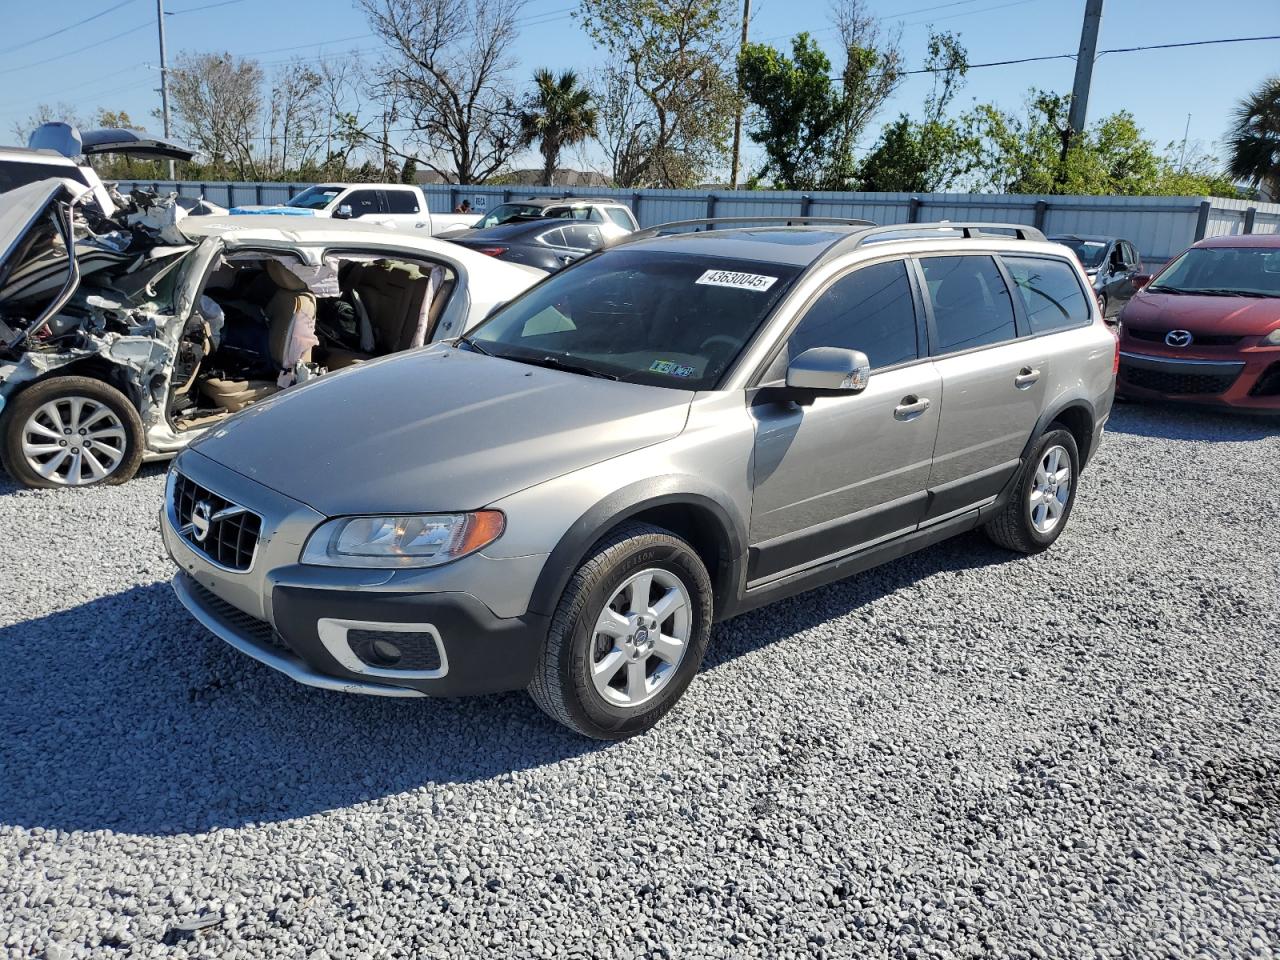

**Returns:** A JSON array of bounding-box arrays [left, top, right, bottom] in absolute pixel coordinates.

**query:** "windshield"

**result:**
[[285, 186, 344, 210], [476, 203, 544, 228], [1052, 238, 1108, 270], [1150, 246, 1280, 297], [466, 249, 803, 390]]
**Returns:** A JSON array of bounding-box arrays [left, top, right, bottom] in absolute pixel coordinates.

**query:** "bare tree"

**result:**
[[169, 52, 265, 180], [830, 0, 903, 167], [11, 103, 87, 145], [591, 65, 657, 187], [358, 0, 526, 184], [266, 60, 326, 175]]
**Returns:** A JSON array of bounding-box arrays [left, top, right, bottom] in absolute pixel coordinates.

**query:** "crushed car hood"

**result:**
[[189, 346, 693, 516]]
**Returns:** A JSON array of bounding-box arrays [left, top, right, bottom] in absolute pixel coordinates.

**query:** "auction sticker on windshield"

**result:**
[[695, 269, 778, 292]]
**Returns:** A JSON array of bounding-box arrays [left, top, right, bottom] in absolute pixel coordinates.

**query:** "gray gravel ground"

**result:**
[[1, 403, 1277, 960]]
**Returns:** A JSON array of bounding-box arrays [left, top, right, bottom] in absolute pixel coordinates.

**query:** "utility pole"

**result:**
[[156, 0, 175, 180], [728, 0, 750, 190], [1066, 0, 1104, 140]]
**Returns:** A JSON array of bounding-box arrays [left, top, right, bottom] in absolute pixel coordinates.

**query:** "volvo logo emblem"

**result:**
[[1165, 329, 1193, 347], [190, 500, 213, 542]]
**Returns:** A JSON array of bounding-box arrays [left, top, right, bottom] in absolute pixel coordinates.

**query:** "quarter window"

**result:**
[[920, 255, 1017, 352], [605, 207, 636, 230], [1003, 255, 1091, 334], [787, 260, 919, 369]]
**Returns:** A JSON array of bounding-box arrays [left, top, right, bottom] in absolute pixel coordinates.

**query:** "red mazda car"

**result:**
[[1117, 234, 1280, 412]]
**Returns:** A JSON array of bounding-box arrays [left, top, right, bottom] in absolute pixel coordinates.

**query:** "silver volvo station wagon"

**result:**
[[163, 219, 1118, 739]]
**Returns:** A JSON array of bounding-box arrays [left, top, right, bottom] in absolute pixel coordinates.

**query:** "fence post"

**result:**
[[1033, 200, 1048, 231], [1193, 200, 1212, 240], [448, 186, 457, 213], [255, 183, 263, 204], [632, 192, 641, 223], [502, 189, 511, 203], [799, 194, 812, 219], [908, 197, 922, 223], [1244, 206, 1257, 234], [706, 193, 717, 229]]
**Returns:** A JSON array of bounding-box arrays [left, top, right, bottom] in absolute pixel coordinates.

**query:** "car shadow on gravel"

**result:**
[[0, 461, 169, 497], [1106, 401, 1279, 442], [0, 532, 1011, 837], [0, 581, 606, 836]]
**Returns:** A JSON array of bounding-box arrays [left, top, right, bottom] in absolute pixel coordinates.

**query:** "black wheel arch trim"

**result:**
[[1022, 395, 1098, 470], [526, 476, 750, 622]]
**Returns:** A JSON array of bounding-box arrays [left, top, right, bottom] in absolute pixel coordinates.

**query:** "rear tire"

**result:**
[[528, 522, 714, 740], [0, 377, 144, 489], [983, 427, 1079, 554]]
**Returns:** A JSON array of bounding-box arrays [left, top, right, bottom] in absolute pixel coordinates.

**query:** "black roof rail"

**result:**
[[623, 215, 877, 244]]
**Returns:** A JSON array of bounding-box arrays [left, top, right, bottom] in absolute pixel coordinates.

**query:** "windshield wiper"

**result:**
[[1190, 288, 1272, 298], [1147, 285, 1188, 294], [454, 334, 490, 355], [514, 354, 619, 380]]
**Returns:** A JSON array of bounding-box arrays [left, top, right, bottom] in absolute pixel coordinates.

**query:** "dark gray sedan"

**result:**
[[1049, 235, 1144, 320], [446, 218, 610, 272]]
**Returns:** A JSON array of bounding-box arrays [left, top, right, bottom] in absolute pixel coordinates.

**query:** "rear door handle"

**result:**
[[1014, 367, 1041, 389], [894, 396, 931, 420]]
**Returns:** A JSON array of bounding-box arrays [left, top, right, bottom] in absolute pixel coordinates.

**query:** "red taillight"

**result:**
[[476, 246, 508, 257], [1112, 329, 1120, 374]]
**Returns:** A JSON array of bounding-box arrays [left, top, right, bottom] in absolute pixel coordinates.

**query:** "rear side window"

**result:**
[[384, 189, 420, 214], [1002, 255, 1090, 334], [538, 226, 570, 247], [562, 224, 606, 250], [0, 159, 87, 194], [788, 260, 918, 369], [605, 207, 635, 230], [920, 255, 1017, 352]]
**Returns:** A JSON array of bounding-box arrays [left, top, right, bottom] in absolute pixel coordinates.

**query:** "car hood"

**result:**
[[1122, 289, 1280, 336], [189, 346, 693, 517]]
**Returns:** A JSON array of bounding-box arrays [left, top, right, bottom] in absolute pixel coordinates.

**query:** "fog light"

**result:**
[[370, 638, 402, 665]]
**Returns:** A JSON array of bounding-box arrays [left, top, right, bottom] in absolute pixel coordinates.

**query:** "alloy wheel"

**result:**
[[20, 397, 128, 486], [590, 568, 692, 708], [1029, 444, 1072, 534]]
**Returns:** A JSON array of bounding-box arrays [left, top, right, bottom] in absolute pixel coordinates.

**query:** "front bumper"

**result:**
[[1117, 348, 1280, 411], [163, 450, 549, 697]]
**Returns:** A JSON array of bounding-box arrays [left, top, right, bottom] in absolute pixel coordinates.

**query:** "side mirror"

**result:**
[[484, 301, 507, 319], [785, 347, 871, 396], [1132, 273, 1152, 290], [334, 204, 353, 220]]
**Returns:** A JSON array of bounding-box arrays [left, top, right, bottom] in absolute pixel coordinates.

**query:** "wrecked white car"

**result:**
[[0, 179, 546, 488]]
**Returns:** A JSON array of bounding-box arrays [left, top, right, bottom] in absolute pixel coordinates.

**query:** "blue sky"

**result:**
[[2, 0, 1277, 177]]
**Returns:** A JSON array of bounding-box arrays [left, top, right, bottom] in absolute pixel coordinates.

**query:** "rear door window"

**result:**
[[920, 255, 1018, 353], [1002, 255, 1091, 334], [787, 259, 919, 369], [383, 189, 420, 214], [605, 207, 636, 230], [562, 224, 606, 251]]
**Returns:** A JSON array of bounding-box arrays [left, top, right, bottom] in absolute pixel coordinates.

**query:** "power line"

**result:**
[[0, 20, 154, 78], [0, 0, 139, 55], [167, 0, 249, 13]]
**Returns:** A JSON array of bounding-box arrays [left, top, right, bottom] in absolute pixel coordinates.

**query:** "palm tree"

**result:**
[[520, 69, 598, 186], [1227, 76, 1280, 200]]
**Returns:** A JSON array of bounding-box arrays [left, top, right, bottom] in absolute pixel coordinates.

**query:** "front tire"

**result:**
[[983, 427, 1079, 554], [528, 522, 714, 740], [0, 377, 144, 489]]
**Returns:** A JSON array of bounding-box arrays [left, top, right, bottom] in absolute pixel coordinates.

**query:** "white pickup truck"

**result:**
[[229, 182, 476, 236]]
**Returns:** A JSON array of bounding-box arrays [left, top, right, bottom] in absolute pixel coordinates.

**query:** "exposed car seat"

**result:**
[[199, 259, 317, 412], [323, 261, 453, 369]]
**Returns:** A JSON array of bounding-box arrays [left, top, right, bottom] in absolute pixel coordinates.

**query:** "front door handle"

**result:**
[[894, 395, 931, 420], [1014, 367, 1041, 389]]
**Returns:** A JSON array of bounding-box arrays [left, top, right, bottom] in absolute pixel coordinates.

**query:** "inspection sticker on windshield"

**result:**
[[650, 359, 696, 378], [695, 269, 778, 292]]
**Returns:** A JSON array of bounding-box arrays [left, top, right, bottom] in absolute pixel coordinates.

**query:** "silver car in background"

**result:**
[[163, 219, 1117, 739]]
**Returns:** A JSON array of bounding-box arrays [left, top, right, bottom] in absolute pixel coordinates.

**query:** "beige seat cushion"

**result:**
[[198, 377, 279, 413]]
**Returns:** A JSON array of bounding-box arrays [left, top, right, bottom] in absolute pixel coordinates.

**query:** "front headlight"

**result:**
[[1262, 328, 1280, 346], [301, 511, 505, 568]]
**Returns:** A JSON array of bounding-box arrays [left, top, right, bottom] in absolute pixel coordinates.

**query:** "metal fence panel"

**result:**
[[113, 179, 1280, 265]]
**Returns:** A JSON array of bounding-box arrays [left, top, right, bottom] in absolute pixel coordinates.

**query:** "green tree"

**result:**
[[1226, 75, 1280, 199], [964, 90, 1240, 196], [520, 68, 598, 186], [578, 0, 738, 187], [737, 34, 847, 190], [858, 31, 973, 192]]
